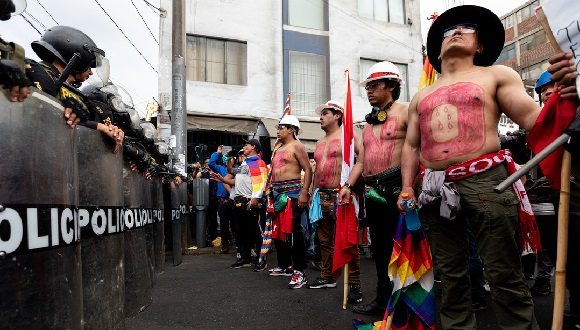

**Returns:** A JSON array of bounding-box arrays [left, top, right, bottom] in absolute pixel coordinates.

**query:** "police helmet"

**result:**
[[534, 70, 553, 94], [31, 26, 105, 72]]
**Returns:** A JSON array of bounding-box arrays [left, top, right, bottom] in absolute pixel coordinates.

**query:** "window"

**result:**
[[496, 43, 516, 63], [288, 0, 325, 30], [521, 62, 544, 82], [516, 1, 538, 23], [520, 31, 546, 53], [186, 36, 247, 85], [358, 0, 405, 24], [289, 51, 328, 116], [503, 14, 514, 29], [360, 59, 409, 102]]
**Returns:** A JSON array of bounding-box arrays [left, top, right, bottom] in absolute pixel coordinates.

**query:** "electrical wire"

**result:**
[[92, 0, 159, 74], [142, 0, 161, 14], [19, 13, 42, 35], [129, 0, 159, 45], [23, 10, 47, 30], [35, 0, 59, 25]]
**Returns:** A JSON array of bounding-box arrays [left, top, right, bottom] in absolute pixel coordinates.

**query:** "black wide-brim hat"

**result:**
[[427, 5, 505, 73]]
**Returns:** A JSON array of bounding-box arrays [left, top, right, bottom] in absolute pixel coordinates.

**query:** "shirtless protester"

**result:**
[[307, 100, 363, 303], [338, 61, 409, 316], [268, 114, 313, 289], [399, 5, 576, 328]]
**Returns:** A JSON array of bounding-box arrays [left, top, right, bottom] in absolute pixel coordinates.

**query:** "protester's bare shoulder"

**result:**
[[489, 64, 522, 85]]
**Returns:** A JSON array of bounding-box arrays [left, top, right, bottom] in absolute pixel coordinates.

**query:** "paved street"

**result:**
[[127, 248, 555, 329]]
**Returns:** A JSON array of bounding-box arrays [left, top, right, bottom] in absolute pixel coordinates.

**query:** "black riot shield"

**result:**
[[192, 178, 209, 248], [77, 126, 125, 329], [143, 178, 155, 286], [169, 181, 182, 265], [122, 169, 152, 316], [179, 182, 190, 250], [0, 91, 82, 329], [151, 178, 164, 274]]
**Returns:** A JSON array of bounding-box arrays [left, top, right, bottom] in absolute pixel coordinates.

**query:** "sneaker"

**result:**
[[230, 259, 251, 269], [530, 281, 551, 296], [253, 261, 268, 272], [288, 271, 307, 289], [308, 277, 337, 289], [348, 284, 363, 303], [269, 266, 294, 277]]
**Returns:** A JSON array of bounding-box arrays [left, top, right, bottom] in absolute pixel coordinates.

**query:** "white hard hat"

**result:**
[[279, 114, 301, 135], [359, 61, 404, 87], [315, 100, 344, 115]]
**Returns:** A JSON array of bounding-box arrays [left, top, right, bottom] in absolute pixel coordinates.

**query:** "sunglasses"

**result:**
[[276, 125, 291, 131], [442, 24, 478, 39]]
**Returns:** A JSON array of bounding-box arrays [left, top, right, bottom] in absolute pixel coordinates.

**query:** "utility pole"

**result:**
[[171, 0, 187, 175]]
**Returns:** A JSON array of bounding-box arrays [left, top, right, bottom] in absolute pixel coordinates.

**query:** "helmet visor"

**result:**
[[12, 0, 26, 16], [101, 83, 134, 109], [94, 54, 110, 86]]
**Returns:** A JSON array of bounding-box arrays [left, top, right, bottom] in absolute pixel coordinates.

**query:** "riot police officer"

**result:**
[[0, 0, 31, 102], [25, 26, 123, 149]]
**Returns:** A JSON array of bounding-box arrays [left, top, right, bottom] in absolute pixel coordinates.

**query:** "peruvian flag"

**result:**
[[332, 70, 359, 277]]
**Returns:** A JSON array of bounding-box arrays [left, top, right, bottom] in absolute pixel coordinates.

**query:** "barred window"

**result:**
[[289, 51, 328, 116]]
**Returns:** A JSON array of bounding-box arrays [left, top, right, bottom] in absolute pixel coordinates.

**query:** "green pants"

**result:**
[[419, 165, 539, 330]]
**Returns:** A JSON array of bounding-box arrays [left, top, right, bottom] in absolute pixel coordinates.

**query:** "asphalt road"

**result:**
[[126, 248, 556, 329]]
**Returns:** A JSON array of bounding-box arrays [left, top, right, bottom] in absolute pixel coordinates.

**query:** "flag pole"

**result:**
[[342, 263, 349, 309], [552, 150, 571, 329]]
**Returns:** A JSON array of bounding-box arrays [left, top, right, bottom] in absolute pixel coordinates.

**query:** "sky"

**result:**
[[1, 0, 529, 117]]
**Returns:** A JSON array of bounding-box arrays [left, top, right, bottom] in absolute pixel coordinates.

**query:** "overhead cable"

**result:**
[[93, 0, 159, 74], [130, 0, 159, 45]]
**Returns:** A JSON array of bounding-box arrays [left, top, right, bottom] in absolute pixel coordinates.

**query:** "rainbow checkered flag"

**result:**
[[384, 214, 435, 329]]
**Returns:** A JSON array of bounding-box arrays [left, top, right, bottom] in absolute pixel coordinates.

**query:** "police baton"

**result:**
[[494, 133, 570, 192], [55, 52, 81, 90]]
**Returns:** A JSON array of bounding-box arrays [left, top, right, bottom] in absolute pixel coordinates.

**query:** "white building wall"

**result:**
[[158, 0, 283, 119], [329, 0, 424, 122], [159, 0, 424, 123]]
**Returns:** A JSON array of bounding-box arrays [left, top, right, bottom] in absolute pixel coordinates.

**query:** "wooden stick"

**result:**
[[342, 264, 349, 309], [552, 150, 572, 330]]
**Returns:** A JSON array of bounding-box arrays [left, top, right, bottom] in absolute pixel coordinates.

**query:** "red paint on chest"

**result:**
[[418, 82, 485, 162], [363, 117, 399, 173], [314, 138, 341, 187]]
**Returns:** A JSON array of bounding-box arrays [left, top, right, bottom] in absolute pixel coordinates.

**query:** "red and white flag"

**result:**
[[341, 70, 354, 185], [332, 70, 359, 277]]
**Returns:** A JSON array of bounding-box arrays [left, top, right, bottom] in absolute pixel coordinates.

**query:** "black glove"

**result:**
[[565, 116, 580, 156], [62, 96, 90, 123], [0, 59, 32, 88]]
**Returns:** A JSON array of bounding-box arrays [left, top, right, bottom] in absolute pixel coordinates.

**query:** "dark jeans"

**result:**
[[366, 195, 398, 304], [467, 224, 486, 306], [274, 197, 307, 271], [207, 196, 219, 241], [419, 166, 538, 329], [217, 197, 232, 246], [233, 200, 260, 262]]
